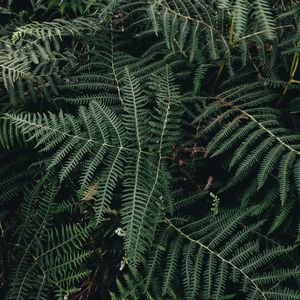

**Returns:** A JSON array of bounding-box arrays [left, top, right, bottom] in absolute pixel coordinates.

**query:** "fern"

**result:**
[[196, 82, 300, 229], [252, 0, 276, 40], [113, 208, 300, 300], [217, 0, 230, 10], [4, 105, 123, 191], [4, 64, 184, 267], [232, 0, 249, 40], [4, 176, 94, 300], [1, 1, 300, 299], [146, 0, 283, 75], [0, 55, 31, 89]]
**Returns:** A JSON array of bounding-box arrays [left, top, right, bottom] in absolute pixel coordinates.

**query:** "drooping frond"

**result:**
[[196, 82, 300, 228], [146, 0, 279, 74]]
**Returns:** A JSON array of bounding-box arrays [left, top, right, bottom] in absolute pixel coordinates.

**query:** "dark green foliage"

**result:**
[[195, 82, 300, 209], [113, 209, 300, 300], [4, 174, 94, 300], [1, 0, 300, 299]]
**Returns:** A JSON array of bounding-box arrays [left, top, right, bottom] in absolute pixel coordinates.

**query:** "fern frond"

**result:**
[[114, 208, 300, 300], [232, 0, 249, 40], [252, 0, 276, 40], [198, 83, 300, 228], [0, 55, 31, 89]]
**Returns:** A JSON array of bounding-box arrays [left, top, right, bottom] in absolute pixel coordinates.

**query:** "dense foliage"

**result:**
[[0, 0, 300, 299]]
